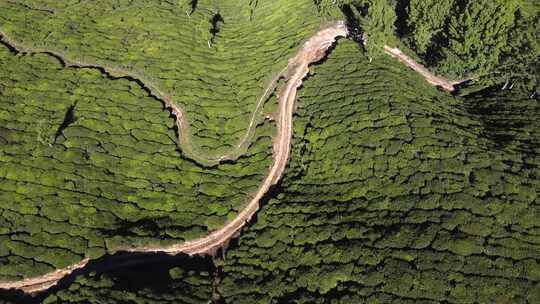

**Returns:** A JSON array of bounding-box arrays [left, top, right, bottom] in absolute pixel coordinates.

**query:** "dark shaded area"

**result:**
[[341, 4, 362, 43], [464, 88, 540, 152], [101, 216, 173, 238], [54, 102, 77, 143], [0, 252, 215, 304], [423, 29, 449, 67], [209, 13, 224, 46], [188, 0, 198, 15], [394, 0, 410, 38]]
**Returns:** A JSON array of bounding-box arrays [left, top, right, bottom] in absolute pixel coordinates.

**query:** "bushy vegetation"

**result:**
[[1, 0, 539, 303], [0, 0, 322, 280], [218, 40, 540, 303]]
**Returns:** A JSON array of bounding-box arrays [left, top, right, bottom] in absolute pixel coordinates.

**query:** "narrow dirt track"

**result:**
[[0, 21, 460, 294], [383, 46, 460, 91], [0, 259, 91, 294], [0, 29, 279, 167]]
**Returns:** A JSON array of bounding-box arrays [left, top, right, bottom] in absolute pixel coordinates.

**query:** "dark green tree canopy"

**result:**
[[317, 0, 539, 94]]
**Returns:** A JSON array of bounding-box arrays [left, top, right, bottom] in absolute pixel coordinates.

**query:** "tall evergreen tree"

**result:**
[[406, 0, 455, 56], [438, 0, 519, 79], [359, 0, 397, 60]]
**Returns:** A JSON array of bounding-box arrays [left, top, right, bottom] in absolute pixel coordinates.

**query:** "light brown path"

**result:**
[[0, 21, 461, 294], [383, 46, 461, 91], [0, 258, 90, 293]]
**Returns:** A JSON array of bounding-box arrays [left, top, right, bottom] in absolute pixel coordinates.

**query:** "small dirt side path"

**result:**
[[0, 21, 460, 294], [383, 46, 460, 91]]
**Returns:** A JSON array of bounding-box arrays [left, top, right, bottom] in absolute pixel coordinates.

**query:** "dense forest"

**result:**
[[318, 0, 539, 94], [0, 0, 539, 303]]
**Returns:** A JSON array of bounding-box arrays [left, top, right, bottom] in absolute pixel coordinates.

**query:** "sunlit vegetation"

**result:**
[[0, 0, 325, 280], [219, 40, 540, 303], [0, 0, 539, 303], [0, 0, 322, 156]]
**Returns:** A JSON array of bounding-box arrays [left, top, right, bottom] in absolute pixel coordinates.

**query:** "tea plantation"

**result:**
[[218, 40, 540, 303], [0, 0, 325, 281], [1, 0, 539, 303]]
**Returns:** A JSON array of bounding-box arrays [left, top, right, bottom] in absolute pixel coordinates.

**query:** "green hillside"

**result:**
[[219, 40, 540, 303], [1, 0, 539, 303], [0, 0, 324, 281]]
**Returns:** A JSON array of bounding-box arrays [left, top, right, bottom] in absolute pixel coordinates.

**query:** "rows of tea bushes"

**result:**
[[218, 41, 540, 303], [2, 0, 539, 302], [0, 41, 275, 281], [0, 0, 324, 157], [26, 39, 540, 304]]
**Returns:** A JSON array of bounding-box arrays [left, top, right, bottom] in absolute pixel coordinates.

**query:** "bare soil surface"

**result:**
[[383, 46, 463, 91]]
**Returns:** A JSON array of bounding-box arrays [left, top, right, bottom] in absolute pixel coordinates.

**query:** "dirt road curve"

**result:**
[[0, 258, 90, 293], [124, 22, 350, 256], [0, 21, 459, 294]]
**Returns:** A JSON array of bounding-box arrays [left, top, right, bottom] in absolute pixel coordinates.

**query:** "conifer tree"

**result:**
[[406, 0, 455, 56], [439, 0, 519, 79], [359, 0, 397, 60]]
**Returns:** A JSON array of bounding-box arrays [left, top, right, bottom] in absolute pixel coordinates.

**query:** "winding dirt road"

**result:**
[[0, 21, 460, 294]]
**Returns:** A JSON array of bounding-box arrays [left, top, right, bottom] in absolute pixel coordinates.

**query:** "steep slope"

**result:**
[[219, 40, 540, 303], [0, 0, 539, 302], [0, 0, 325, 286], [0, 0, 323, 157], [0, 43, 269, 283], [13, 38, 539, 304]]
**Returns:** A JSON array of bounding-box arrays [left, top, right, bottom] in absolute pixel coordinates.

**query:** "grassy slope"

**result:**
[[0, 0, 321, 154], [0, 0, 324, 280], [1, 0, 540, 303]]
